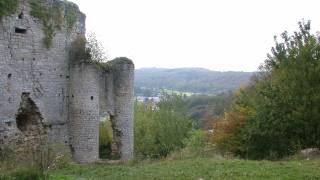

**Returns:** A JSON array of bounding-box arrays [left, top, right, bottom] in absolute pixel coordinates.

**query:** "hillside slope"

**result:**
[[135, 68, 253, 95]]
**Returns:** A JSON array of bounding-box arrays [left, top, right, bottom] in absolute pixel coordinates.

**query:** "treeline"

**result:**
[[135, 68, 252, 95], [211, 21, 320, 159], [184, 92, 234, 129]]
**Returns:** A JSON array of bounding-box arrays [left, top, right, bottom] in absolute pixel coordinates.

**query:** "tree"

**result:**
[[134, 93, 192, 158], [213, 20, 320, 159]]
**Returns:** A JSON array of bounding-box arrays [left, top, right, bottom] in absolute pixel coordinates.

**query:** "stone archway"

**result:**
[[99, 113, 122, 160]]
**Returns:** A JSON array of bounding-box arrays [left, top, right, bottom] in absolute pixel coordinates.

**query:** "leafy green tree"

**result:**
[[214, 20, 320, 159], [134, 93, 192, 158]]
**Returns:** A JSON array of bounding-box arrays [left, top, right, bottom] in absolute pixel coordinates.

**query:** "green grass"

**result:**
[[48, 158, 320, 180], [2, 157, 320, 179]]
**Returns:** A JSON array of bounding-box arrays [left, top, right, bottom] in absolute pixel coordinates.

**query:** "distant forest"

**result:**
[[134, 68, 253, 96]]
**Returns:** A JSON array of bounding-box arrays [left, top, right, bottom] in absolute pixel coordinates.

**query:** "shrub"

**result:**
[[211, 105, 251, 156], [69, 33, 107, 65], [167, 130, 219, 160], [86, 33, 106, 63], [49, 153, 72, 170], [186, 130, 208, 151], [69, 35, 90, 63], [134, 93, 192, 158]]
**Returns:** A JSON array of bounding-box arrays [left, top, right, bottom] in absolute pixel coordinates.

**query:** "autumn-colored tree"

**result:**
[[211, 87, 255, 156]]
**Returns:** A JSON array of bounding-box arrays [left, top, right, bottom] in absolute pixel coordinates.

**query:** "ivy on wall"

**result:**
[[29, 0, 78, 49], [65, 4, 77, 29], [0, 0, 18, 19]]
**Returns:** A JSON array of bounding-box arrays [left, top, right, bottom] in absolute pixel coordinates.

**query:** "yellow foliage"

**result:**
[[211, 106, 252, 154]]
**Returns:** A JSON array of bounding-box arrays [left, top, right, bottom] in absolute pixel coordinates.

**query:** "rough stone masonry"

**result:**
[[0, 0, 134, 163]]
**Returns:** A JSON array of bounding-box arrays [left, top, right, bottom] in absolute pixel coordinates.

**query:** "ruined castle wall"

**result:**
[[99, 59, 134, 160], [112, 60, 135, 160], [1, 0, 134, 163], [0, 0, 85, 150], [69, 63, 100, 163]]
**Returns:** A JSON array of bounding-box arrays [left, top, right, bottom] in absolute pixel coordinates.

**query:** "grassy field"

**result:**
[[1, 157, 320, 179], [47, 157, 320, 180]]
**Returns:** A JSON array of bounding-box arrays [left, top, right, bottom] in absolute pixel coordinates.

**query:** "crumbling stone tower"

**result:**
[[0, 0, 134, 163]]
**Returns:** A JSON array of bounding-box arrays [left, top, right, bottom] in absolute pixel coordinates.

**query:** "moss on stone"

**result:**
[[111, 57, 134, 65], [65, 4, 77, 30], [93, 61, 112, 71], [0, 0, 18, 20], [93, 58, 133, 72], [29, 0, 78, 49]]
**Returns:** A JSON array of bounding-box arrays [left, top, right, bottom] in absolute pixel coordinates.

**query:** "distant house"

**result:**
[[208, 129, 214, 134], [136, 96, 160, 103]]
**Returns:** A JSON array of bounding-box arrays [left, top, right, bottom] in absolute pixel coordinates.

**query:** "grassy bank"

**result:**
[[1, 157, 320, 179], [47, 157, 320, 179]]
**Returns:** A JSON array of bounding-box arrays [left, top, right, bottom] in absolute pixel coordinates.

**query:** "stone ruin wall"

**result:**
[[0, 0, 134, 163], [98, 60, 135, 161], [69, 60, 134, 163]]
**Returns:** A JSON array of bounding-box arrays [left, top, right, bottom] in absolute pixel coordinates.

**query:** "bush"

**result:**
[[186, 130, 208, 151], [210, 97, 253, 157], [167, 130, 219, 160], [49, 154, 72, 170], [134, 93, 192, 159], [69, 35, 91, 63], [69, 33, 107, 65]]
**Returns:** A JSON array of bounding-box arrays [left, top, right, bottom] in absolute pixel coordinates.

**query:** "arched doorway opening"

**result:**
[[99, 113, 120, 160]]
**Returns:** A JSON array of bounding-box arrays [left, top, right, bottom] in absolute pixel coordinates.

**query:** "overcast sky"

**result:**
[[69, 0, 320, 72]]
